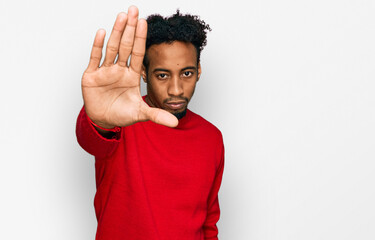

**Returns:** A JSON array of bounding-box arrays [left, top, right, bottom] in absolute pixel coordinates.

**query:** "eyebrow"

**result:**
[[152, 66, 197, 73]]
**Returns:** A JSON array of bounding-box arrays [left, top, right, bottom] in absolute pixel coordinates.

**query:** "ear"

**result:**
[[197, 62, 202, 82], [141, 65, 147, 83]]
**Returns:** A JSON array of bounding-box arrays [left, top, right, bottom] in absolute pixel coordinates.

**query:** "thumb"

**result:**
[[141, 104, 179, 128]]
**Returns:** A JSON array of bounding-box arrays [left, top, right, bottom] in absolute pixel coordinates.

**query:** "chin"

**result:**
[[171, 108, 187, 120]]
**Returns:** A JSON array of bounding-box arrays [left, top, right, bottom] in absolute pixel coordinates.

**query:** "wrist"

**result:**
[[87, 116, 121, 132]]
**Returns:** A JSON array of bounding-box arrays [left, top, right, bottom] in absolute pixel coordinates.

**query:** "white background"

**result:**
[[1, 0, 374, 239]]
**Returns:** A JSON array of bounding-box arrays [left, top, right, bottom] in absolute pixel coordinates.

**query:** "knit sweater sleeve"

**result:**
[[75, 106, 122, 159], [203, 141, 225, 240]]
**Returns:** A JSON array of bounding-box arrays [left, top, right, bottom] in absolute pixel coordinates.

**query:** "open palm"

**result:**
[[82, 6, 178, 129]]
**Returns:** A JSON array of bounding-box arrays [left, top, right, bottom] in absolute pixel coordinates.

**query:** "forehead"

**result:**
[[146, 41, 197, 69]]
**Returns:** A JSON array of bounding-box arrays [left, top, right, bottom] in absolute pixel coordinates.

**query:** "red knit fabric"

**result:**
[[76, 96, 224, 240]]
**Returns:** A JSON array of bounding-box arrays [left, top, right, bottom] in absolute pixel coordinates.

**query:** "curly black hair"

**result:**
[[143, 10, 211, 69]]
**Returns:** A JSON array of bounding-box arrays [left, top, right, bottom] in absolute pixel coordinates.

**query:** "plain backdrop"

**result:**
[[1, 0, 374, 239]]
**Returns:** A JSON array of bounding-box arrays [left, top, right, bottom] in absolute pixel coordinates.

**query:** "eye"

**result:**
[[157, 73, 168, 80], [182, 71, 194, 77]]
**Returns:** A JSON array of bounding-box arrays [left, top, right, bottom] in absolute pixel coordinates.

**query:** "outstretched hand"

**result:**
[[81, 6, 178, 129]]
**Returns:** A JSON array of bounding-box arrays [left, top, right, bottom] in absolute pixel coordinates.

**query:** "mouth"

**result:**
[[165, 101, 186, 110]]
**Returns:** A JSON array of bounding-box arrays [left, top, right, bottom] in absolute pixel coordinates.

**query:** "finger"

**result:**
[[129, 18, 147, 74], [117, 6, 139, 67], [140, 104, 179, 128], [87, 29, 105, 72], [102, 12, 128, 67]]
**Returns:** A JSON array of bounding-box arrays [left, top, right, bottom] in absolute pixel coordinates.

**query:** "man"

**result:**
[[76, 6, 224, 240]]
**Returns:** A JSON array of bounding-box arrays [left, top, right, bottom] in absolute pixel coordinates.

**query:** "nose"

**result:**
[[167, 76, 183, 96]]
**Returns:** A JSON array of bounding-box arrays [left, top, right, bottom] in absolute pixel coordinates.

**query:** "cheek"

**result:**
[[184, 81, 197, 95], [150, 80, 167, 98]]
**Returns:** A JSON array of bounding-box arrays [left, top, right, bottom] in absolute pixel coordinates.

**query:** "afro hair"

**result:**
[[143, 10, 211, 68]]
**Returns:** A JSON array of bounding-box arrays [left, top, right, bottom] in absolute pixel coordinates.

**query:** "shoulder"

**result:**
[[187, 109, 223, 143]]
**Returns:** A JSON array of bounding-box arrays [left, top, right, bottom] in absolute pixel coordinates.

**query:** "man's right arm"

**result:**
[[76, 106, 122, 159], [76, 7, 178, 159]]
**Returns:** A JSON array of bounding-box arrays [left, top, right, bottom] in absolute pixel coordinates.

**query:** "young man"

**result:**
[[76, 6, 224, 240]]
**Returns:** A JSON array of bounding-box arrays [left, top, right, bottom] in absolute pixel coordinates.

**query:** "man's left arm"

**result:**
[[203, 142, 225, 240]]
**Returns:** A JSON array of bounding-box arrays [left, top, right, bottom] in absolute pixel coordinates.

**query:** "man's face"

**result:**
[[142, 41, 201, 118]]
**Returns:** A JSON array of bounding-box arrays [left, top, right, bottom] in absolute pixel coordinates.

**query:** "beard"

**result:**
[[172, 108, 187, 119]]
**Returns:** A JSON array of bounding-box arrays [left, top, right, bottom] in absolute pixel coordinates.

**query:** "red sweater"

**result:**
[[76, 97, 225, 240]]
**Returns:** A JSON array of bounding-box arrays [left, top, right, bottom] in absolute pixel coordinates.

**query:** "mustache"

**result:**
[[163, 97, 189, 103]]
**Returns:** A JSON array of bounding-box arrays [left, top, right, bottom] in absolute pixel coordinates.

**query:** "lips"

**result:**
[[165, 101, 186, 110]]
